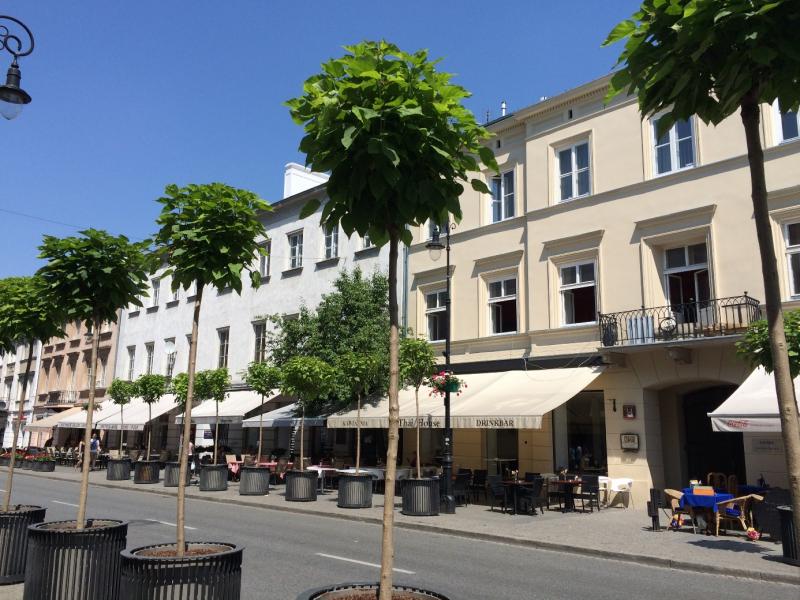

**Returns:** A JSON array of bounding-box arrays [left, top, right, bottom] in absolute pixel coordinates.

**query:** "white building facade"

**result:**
[[1, 340, 43, 448]]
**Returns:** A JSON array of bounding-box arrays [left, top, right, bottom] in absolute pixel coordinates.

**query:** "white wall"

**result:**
[[1, 341, 42, 448]]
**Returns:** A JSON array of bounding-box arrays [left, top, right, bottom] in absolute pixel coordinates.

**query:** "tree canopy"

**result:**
[[107, 379, 137, 408], [243, 362, 282, 398], [280, 356, 336, 415], [201, 368, 230, 405], [737, 311, 800, 377], [0, 276, 64, 352], [399, 336, 437, 392], [136, 374, 167, 406]]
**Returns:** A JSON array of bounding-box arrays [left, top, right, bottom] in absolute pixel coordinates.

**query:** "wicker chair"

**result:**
[[715, 493, 764, 536], [707, 472, 727, 491], [665, 488, 695, 532]]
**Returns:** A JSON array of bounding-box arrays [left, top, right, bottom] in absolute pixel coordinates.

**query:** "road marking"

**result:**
[[315, 553, 415, 575], [149, 519, 197, 530], [52, 500, 79, 507]]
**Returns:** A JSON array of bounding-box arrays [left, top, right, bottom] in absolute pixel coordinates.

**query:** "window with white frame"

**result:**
[[663, 242, 710, 322], [425, 290, 448, 342], [428, 220, 439, 241], [150, 278, 160, 307], [560, 262, 597, 325], [652, 116, 696, 175], [126, 346, 136, 380], [557, 142, 590, 201], [164, 338, 177, 381], [362, 233, 374, 249], [324, 225, 339, 259], [779, 106, 799, 143], [169, 279, 179, 302], [490, 171, 515, 222], [785, 222, 800, 297], [145, 343, 154, 375], [98, 357, 107, 387], [217, 327, 230, 369], [488, 277, 517, 334], [288, 231, 303, 269], [253, 321, 267, 362], [258, 240, 271, 278]]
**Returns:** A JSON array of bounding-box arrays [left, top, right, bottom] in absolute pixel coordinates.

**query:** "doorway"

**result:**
[[485, 429, 518, 476]]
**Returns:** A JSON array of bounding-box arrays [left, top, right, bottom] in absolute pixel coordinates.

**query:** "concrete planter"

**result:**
[[337, 473, 373, 509], [120, 542, 242, 600], [199, 464, 228, 492], [164, 462, 191, 488], [0, 505, 46, 584], [24, 519, 128, 600], [33, 461, 56, 473], [239, 467, 269, 496], [285, 470, 317, 502], [296, 582, 450, 599], [0, 456, 9, 467], [133, 461, 160, 484], [106, 458, 131, 481], [401, 478, 440, 516], [20, 460, 31, 470]]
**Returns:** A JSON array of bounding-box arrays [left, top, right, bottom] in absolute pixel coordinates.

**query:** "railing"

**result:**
[[46, 389, 78, 404], [598, 294, 761, 347]]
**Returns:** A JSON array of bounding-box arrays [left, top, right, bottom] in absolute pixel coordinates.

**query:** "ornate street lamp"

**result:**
[[426, 223, 456, 514], [0, 16, 34, 121]]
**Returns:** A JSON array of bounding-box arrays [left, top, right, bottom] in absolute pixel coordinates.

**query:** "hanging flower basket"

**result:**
[[428, 371, 465, 396]]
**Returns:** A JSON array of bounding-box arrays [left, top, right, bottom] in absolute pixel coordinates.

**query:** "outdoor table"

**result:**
[[308, 466, 338, 492], [679, 487, 735, 534], [553, 479, 582, 513], [737, 484, 768, 495], [227, 460, 244, 478], [502, 480, 534, 515]]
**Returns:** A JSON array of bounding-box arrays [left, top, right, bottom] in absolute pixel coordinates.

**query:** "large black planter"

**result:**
[[106, 458, 132, 481], [164, 462, 191, 488], [199, 464, 228, 492], [297, 582, 450, 599], [120, 542, 242, 600], [24, 519, 128, 600], [133, 461, 160, 484], [285, 470, 317, 502], [402, 478, 440, 516], [337, 473, 373, 509], [35, 460, 56, 473], [0, 456, 9, 467], [778, 506, 799, 566], [239, 466, 269, 496], [20, 460, 31, 470], [0, 505, 46, 584]]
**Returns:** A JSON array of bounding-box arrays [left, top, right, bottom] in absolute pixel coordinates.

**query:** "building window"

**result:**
[[779, 107, 799, 143], [785, 223, 800, 297], [150, 278, 160, 307], [490, 171, 515, 222], [488, 278, 517, 334], [558, 142, 590, 201], [288, 231, 303, 269], [362, 234, 373, 249], [560, 262, 597, 325], [126, 346, 136, 380], [145, 343, 155, 375], [98, 358, 107, 387], [664, 242, 710, 322], [324, 225, 339, 259], [652, 116, 695, 175], [169, 278, 179, 302], [253, 321, 267, 362], [258, 240, 271, 278], [165, 338, 177, 381], [425, 290, 448, 342], [217, 328, 230, 369]]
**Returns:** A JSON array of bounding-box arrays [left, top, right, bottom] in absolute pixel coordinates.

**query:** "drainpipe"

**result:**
[[401, 240, 409, 335]]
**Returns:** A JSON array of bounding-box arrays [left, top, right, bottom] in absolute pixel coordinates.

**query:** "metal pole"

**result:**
[[441, 225, 455, 513]]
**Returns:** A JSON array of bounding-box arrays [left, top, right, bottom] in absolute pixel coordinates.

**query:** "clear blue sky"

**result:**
[[1, 0, 639, 277]]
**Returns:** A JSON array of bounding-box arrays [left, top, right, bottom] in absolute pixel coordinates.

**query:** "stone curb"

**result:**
[[19, 470, 800, 586]]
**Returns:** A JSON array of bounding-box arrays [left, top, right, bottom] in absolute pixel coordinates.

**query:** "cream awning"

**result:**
[[55, 399, 120, 429], [25, 407, 84, 432], [326, 367, 604, 429], [97, 395, 179, 431], [709, 367, 800, 432], [176, 390, 281, 425], [242, 402, 327, 428]]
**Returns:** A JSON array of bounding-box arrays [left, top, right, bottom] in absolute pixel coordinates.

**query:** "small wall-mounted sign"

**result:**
[[622, 404, 636, 419], [620, 433, 640, 452]]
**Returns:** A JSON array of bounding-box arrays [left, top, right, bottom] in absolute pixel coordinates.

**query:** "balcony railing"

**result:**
[[46, 389, 79, 405], [598, 294, 761, 348]]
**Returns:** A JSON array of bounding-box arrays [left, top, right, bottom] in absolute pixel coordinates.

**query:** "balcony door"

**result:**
[[664, 243, 711, 324]]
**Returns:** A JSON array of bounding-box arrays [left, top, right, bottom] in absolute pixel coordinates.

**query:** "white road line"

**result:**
[[149, 519, 197, 530], [315, 552, 415, 575], [52, 500, 79, 507]]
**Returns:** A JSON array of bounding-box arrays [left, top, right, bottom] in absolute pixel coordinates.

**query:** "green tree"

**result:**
[[337, 352, 382, 472], [243, 362, 282, 462], [288, 41, 495, 594], [399, 336, 437, 479], [605, 0, 800, 559], [738, 311, 800, 377], [0, 276, 64, 511], [37, 229, 148, 529], [199, 368, 231, 464], [135, 374, 167, 460], [153, 182, 269, 555], [280, 356, 336, 472], [107, 379, 137, 453]]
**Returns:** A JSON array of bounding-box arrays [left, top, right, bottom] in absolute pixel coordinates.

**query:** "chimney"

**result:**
[[283, 163, 329, 199], [500, 100, 507, 117]]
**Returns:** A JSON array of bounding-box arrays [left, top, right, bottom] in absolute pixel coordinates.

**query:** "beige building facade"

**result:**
[[405, 75, 800, 503]]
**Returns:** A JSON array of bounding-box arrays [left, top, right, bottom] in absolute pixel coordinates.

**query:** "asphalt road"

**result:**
[[2, 473, 797, 600]]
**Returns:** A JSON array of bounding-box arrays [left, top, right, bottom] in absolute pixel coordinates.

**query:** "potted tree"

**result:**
[[25, 229, 149, 599], [241, 361, 282, 495], [134, 373, 167, 484], [280, 356, 335, 502], [399, 337, 439, 516], [336, 352, 381, 509], [0, 277, 58, 582], [106, 378, 136, 481], [118, 183, 268, 598], [198, 368, 231, 492], [288, 39, 492, 598], [163, 372, 196, 488]]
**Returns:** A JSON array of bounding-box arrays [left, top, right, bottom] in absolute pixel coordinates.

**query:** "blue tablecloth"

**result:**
[[680, 488, 734, 512], [737, 484, 767, 495]]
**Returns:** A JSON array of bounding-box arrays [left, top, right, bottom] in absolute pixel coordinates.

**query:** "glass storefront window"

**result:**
[[554, 391, 607, 474]]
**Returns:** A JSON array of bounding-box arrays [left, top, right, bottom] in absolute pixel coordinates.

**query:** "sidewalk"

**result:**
[[16, 467, 800, 586]]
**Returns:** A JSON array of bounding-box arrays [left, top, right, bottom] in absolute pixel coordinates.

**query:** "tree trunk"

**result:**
[[177, 284, 202, 556], [415, 387, 421, 480], [741, 93, 800, 545], [213, 402, 219, 465], [355, 392, 361, 473], [146, 404, 152, 458], [76, 317, 101, 530], [119, 406, 124, 453], [379, 233, 400, 600], [299, 406, 305, 471], [257, 394, 264, 463], [3, 339, 35, 511]]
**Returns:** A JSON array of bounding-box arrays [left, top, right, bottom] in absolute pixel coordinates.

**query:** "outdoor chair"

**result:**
[[726, 474, 738, 495], [664, 488, 695, 532], [109, 449, 120, 460], [225, 454, 240, 481], [546, 477, 563, 510], [576, 475, 601, 512], [707, 472, 727, 491], [272, 457, 289, 484], [129, 449, 140, 462], [453, 472, 471, 507], [470, 469, 487, 503], [715, 493, 763, 536], [608, 478, 634, 508], [487, 475, 508, 513], [518, 477, 546, 515]]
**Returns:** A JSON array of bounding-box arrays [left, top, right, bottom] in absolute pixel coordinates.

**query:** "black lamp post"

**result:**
[[426, 223, 456, 514], [0, 16, 34, 121]]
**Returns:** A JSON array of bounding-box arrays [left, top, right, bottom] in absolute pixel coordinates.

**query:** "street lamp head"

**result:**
[[0, 60, 31, 120], [425, 225, 445, 261]]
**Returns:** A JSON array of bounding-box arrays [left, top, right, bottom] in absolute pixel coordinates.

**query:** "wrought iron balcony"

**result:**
[[598, 294, 761, 348], [45, 389, 78, 405]]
